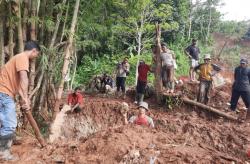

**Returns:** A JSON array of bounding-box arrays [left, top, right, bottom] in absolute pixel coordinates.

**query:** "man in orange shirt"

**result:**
[[0, 41, 40, 160], [67, 87, 83, 113]]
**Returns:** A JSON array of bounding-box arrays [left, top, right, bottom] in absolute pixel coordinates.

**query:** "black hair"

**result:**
[[74, 86, 81, 91], [24, 41, 41, 51], [192, 39, 197, 42], [161, 43, 167, 47]]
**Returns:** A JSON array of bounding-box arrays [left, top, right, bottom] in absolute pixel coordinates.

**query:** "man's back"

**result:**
[[0, 53, 29, 98], [138, 64, 150, 82]]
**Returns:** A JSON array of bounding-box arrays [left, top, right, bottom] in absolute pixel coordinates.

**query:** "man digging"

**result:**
[[0, 41, 40, 160]]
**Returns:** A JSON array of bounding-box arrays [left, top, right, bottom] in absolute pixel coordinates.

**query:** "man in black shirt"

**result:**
[[230, 59, 250, 120], [185, 39, 200, 82]]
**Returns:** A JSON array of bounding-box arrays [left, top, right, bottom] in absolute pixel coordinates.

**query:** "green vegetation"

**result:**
[[75, 43, 213, 87]]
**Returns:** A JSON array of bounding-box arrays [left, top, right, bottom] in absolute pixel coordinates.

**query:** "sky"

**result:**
[[219, 0, 250, 21]]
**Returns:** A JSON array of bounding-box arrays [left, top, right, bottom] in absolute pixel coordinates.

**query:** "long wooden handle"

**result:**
[[24, 110, 46, 147]]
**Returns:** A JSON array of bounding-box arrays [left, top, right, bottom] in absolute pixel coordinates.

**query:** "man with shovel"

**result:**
[[0, 41, 40, 160]]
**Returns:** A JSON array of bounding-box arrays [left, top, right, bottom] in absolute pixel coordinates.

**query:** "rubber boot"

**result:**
[[122, 92, 126, 100], [138, 94, 144, 104], [134, 93, 139, 104], [0, 134, 17, 161]]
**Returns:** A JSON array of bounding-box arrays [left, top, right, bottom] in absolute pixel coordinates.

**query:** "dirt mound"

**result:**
[[4, 97, 250, 164]]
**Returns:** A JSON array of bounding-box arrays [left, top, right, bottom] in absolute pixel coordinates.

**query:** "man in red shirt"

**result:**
[[135, 60, 151, 104], [67, 87, 83, 113], [123, 102, 154, 128]]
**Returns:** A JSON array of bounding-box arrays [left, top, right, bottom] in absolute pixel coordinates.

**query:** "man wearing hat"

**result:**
[[194, 54, 221, 104], [123, 102, 154, 128], [230, 58, 250, 120]]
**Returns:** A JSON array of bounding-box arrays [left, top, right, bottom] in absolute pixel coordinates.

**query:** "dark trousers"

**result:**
[[230, 89, 250, 111], [136, 80, 147, 94], [116, 77, 126, 93], [162, 65, 174, 89], [197, 80, 212, 104], [73, 106, 81, 113]]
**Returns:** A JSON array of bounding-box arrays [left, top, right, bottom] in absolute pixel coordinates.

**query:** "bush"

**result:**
[[75, 44, 211, 87]]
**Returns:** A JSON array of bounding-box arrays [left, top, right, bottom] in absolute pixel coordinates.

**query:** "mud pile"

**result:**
[[5, 96, 250, 164]]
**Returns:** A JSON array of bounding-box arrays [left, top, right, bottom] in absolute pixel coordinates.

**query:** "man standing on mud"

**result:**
[[230, 59, 250, 120], [116, 57, 130, 99], [185, 39, 200, 82], [135, 60, 151, 104], [194, 54, 221, 104], [0, 41, 40, 160], [161, 43, 176, 94]]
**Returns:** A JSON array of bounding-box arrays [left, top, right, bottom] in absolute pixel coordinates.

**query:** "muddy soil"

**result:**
[[2, 33, 250, 164], [3, 95, 250, 164]]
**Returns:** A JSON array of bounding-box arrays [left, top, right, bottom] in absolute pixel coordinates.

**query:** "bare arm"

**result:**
[[71, 103, 80, 111], [123, 113, 128, 125], [18, 70, 30, 110]]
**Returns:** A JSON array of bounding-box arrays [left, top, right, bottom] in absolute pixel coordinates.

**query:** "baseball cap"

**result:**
[[204, 54, 211, 60], [240, 58, 248, 64]]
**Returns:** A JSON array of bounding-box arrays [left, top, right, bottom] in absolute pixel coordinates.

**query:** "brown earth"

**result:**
[[3, 91, 250, 164], [2, 33, 250, 163]]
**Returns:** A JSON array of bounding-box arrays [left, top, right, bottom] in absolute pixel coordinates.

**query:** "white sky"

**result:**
[[219, 0, 250, 21]]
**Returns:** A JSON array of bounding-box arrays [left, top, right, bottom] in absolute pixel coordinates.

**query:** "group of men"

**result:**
[[1, 38, 250, 161]]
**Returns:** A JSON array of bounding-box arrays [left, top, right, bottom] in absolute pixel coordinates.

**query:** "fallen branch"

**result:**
[[182, 97, 238, 121]]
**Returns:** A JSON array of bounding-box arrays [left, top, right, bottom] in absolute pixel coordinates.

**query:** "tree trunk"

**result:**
[[182, 97, 238, 121], [135, 31, 142, 86], [60, 1, 69, 43], [70, 47, 77, 90], [154, 23, 162, 104], [22, 0, 29, 42], [8, 2, 14, 58], [50, 0, 67, 48], [17, 0, 24, 52], [206, 4, 212, 44], [28, 0, 37, 95], [54, 0, 80, 119], [188, 0, 192, 40], [0, 2, 5, 66]]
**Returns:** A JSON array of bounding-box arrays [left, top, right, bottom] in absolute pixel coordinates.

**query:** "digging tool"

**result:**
[[22, 108, 46, 147]]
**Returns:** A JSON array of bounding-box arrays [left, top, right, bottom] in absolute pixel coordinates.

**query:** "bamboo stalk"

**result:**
[[54, 0, 80, 119], [0, 2, 5, 66]]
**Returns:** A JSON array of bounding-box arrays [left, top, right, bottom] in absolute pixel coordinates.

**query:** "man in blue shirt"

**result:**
[[230, 59, 250, 120]]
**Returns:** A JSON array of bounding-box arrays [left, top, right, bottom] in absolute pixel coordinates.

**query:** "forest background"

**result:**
[[0, 0, 250, 124]]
